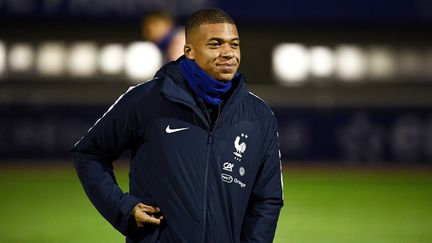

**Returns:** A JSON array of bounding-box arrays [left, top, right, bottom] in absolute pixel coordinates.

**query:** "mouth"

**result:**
[[216, 63, 237, 72]]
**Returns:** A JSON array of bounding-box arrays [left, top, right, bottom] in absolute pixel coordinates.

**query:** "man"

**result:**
[[73, 8, 283, 243], [141, 9, 185, 61]]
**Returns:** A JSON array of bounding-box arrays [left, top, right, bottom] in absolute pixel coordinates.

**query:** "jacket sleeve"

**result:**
[[72, 88, 141, 235], [241, 115, 284, 243]]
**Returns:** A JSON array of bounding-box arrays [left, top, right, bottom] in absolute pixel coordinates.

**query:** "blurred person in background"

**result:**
[[73, 8, 283, 243], [141, 9, 185, 62]]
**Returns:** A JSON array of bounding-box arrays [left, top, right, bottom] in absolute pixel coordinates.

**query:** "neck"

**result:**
[[179, 58, 236, 106]]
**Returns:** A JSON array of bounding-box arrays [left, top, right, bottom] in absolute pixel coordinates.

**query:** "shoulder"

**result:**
[[245, 91, 277, 120], [97, 77, 164, 120], [116, 77, 163, 105], [241, 91, 279, 135], [124, 77, 161, 96]]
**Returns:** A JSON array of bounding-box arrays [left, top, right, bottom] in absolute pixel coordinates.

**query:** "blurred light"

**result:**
[[9, 43, 34, 72], [273, 43, 309, 85], [68, 42, 98, 77], [124, 42, 162, 81], [309, 46, 335, 78], [0, 41, 5, 76], [99, 44, 125, 74], [367, 47, 396, 79], [399, 49, 421, 77], [335, 45, 367, 81], [37, 42, 66, 76]]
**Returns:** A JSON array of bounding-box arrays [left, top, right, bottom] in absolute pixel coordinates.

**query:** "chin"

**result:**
[[215, 73, 236, 82]]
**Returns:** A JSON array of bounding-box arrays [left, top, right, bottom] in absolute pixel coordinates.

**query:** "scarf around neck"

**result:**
[[179, 58, 236, 106]]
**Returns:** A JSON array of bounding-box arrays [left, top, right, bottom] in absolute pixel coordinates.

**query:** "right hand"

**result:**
[[132, 202, 163, 227]]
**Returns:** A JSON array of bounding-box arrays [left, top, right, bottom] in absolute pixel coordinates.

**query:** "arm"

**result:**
[[73, 152, 141, 234], [241, 117, 284, 242], [72, 88, 144, 235]]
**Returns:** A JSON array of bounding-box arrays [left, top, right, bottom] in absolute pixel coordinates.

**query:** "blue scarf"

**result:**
[[179, 58, 235, 106]]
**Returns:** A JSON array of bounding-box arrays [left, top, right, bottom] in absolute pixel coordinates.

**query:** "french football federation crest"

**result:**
[[233, 133, 247, 159]]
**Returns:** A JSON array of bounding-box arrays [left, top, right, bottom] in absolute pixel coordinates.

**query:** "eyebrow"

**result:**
[[208, 37, 240, 42]]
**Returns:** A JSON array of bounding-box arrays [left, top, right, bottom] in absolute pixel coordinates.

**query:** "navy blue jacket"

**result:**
[[72, 58, 284, 243]]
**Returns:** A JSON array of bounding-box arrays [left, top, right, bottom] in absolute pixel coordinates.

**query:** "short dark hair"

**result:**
[[185, 9, 236, 41], [142, 9, 173, 26]]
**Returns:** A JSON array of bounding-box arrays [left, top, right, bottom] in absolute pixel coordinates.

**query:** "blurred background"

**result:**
[[1, 0, 431, 242]]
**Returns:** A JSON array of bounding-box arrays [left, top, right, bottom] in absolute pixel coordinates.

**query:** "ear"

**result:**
[[184, 44, 195, 59]]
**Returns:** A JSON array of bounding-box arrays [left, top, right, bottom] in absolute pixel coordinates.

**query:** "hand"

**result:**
[[132, 202, 163, 227]]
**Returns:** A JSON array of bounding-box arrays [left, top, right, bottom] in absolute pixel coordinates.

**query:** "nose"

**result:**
[[220, 44, 234, 58]]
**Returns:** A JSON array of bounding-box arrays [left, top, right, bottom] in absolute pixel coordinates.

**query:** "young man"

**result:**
[[141, 9, 185, 62], [73, 9, 283, 243]]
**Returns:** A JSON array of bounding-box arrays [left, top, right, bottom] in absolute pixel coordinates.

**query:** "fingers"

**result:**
[[135, 210, 163, 226], [133, 203, 163, 227], [137, 203, 161, 214]]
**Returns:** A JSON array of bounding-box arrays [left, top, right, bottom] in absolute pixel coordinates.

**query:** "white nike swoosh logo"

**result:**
[[165, 125, 189, 134]]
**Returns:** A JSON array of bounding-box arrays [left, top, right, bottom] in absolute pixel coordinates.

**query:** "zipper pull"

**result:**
[[208, 134, 213, 144]]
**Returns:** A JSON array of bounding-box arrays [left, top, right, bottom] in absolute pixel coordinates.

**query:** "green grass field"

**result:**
[[0, 164, 431, 243]]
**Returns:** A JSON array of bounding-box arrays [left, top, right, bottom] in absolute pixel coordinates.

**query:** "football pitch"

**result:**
[[0, 163, 431, 243]]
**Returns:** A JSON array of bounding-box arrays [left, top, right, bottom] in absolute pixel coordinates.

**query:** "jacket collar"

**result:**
[[158, 56, 249, 112]]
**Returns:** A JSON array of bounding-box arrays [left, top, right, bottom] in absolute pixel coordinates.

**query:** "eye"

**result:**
[[231, 42, 240, 48], [208, 42, 221, 48]]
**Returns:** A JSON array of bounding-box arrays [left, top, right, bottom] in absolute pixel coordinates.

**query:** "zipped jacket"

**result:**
[[72, 58, 284, 243]]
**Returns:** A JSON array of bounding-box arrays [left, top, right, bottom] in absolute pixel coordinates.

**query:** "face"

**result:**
[[142, 17, 173, 42], [184, 23, 240, 81]]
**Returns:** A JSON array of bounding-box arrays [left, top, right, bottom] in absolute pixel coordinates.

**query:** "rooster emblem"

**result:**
[[233, 133, 247, 158]]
